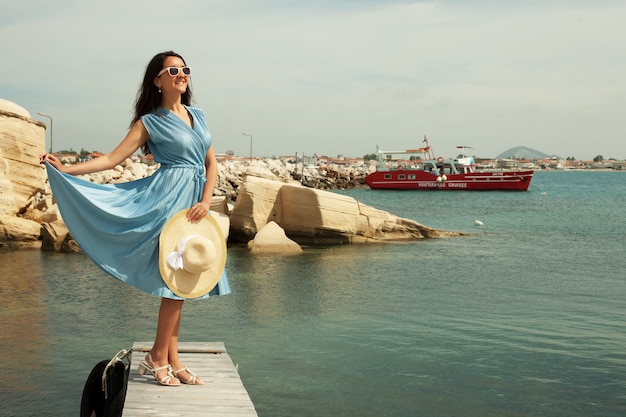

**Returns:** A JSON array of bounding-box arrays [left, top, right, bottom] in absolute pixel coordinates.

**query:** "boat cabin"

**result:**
[[375, 155, 476, 176]]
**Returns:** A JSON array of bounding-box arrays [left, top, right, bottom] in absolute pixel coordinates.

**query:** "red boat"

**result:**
[[364, 136, 534, 191]]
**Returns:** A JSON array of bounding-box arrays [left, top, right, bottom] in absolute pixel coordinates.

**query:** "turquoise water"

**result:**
[[1, 171, 625, 416]]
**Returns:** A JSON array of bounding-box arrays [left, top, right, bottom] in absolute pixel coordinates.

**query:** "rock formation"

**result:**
[[247, 221, 303, 254], [0, 100, 48, 248], [0, 215, 42, 249], [0, 101, 47, 212], [230, 175, 462, 244]]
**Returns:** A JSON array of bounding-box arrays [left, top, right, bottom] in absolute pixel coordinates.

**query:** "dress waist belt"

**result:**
[[160, 164, 207, 184]]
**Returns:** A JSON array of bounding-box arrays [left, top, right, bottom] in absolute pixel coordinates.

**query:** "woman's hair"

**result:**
[[132, 51, 194, 154]]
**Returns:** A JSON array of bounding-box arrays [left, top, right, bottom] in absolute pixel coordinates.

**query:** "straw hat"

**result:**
[[159, 209, 227, 299]]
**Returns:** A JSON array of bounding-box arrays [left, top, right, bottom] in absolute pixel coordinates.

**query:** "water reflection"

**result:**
[[229, 244, 383, 323], [234, 248, 324, 320], [0, 250, 50, 403]]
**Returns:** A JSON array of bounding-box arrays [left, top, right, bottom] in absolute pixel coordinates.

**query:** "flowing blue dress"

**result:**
[[45, 106, 231, 300]]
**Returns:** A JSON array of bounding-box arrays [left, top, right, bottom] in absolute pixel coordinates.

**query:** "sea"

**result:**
[[1, 171, 625, 417]]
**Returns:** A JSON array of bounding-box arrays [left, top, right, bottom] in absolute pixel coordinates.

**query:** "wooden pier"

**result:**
[[122, 342, 258, 417]]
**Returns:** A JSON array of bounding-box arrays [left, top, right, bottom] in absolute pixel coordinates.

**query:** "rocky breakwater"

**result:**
[[214, 157, 370, 201], [0, 96, 461, 248], [35, 161, 461, 251]]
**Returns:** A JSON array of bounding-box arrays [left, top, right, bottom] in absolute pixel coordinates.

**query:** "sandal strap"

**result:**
[[143, 353, 180, 386], [173, 367, 199, 384], [158, 366, 178, 386], [173, 366, 195, 376], [153, 364, 171, 373]]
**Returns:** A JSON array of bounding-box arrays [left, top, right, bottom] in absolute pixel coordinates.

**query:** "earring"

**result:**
[[158, 88, 162, 93]]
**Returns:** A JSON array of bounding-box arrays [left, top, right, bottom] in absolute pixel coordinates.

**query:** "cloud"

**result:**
[[2, 0, 626, 160]]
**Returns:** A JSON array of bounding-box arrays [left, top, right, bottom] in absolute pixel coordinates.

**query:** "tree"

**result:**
[[593, 155, 604, 162], [363, 153, 378, 161]]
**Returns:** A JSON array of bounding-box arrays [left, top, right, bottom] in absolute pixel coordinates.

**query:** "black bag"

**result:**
[[80, 349, 131, 417]]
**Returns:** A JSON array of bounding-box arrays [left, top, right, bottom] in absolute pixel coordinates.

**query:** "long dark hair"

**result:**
[[132, 51, 194, 154]]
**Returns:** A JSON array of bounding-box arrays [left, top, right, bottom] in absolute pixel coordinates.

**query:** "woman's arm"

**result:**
[[187, 145, 218, 222], [40, 120, 150, 175]]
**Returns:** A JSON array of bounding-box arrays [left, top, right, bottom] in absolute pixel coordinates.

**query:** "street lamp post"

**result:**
[[37, 112, 53, 153], [242, 133, 252, 163]]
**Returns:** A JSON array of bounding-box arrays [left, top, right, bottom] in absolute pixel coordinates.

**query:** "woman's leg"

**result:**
[[166, 310, 182, 367], [167, 303, 204, 384], [148, 297, 184, 382]]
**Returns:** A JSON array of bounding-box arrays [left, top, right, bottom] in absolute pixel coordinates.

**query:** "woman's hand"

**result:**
[[187, 201, 211, 223], [39, 153, 65, 172]]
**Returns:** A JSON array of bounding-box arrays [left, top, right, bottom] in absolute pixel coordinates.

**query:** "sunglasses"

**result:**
[[157, 66, 192, 77]]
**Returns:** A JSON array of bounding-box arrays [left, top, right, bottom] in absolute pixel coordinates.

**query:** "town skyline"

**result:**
[[48, 143, 622, 165]]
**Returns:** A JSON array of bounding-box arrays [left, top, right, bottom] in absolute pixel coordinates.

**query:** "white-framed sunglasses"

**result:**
[[157, 66, 192, 77]]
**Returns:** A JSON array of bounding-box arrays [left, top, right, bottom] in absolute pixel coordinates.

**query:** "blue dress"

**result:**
[[45, 106, 231, 300]]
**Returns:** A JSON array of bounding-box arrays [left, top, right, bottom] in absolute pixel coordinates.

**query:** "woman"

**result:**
[[40, 51, 230, 386]]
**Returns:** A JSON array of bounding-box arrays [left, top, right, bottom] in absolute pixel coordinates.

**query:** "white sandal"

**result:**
[[137, 353, 180, 386], [173, 366, 204, 385]]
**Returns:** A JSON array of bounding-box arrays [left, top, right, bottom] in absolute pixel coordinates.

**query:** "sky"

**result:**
[[2, 0, 625, 160]]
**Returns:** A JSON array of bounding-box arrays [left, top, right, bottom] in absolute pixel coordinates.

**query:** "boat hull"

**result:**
[[365, 170, 534, 191]]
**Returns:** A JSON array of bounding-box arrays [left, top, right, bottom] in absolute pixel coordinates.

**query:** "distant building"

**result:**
[[497, 159, 519, 169], [57, 153, 78, 164]]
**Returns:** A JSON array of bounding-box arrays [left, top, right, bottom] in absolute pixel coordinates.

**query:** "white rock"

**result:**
[[0, 104, 47, 214], [40, 220, 71, 251], [230, 174, 461, 244], [247, 221, 302, 254], [209, 209, 231, 241], [0, 215, 42, 248], [0, 156, 16, 215], [123, 162, 148, 179]]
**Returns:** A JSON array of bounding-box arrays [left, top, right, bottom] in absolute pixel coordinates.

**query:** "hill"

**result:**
[[496, 146, 561, 160]]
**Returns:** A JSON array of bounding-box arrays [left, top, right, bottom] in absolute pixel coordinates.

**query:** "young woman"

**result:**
[[40, 51, 230, 386]]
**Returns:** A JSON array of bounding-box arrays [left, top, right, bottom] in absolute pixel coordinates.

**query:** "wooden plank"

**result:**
[[131, 341, 228, 354], [122, 342, 258, 417]]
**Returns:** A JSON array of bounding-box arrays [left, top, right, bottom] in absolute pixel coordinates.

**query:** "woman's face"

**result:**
[[154, 55, 189, 96]]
